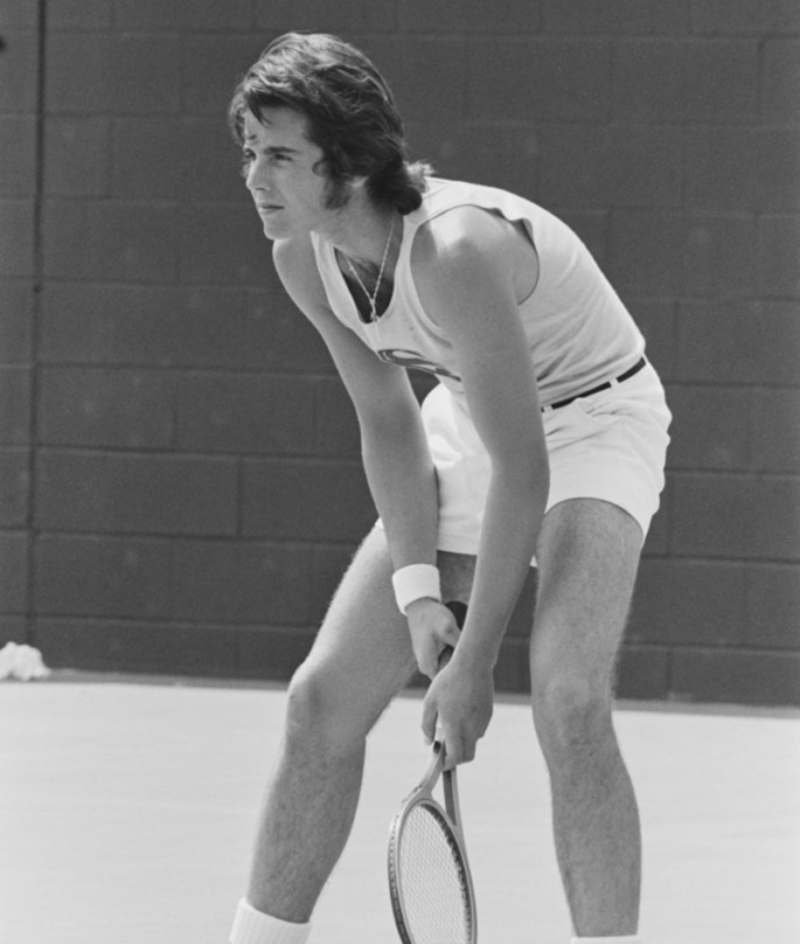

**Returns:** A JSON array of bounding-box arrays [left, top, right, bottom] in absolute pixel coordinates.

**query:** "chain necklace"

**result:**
[[343, 216, 395, 322]]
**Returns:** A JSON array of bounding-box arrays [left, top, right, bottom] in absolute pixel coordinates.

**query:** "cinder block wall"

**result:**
[[1, 1, 798, 705]]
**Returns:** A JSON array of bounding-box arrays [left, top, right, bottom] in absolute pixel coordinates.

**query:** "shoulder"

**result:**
[[412, 206, 513, 284], [408, 207, 528, 347], [272, 233, 315, 287], [272, 234, 330, 318], [414, 204, 512, 257], [411, 204, 537, 313]]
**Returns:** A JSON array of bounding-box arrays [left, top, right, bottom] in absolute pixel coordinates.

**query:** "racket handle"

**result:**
[[437, 645, 453, 672], [435, 602, 467, 743], [438, 600, 467, 671], [445, 600, 468, 628]]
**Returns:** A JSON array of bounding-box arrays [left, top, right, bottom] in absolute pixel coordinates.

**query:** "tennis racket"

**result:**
[[387, 601, 477, 944]]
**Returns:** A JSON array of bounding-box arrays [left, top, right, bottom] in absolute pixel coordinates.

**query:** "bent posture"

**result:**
[[227, 32, 671, 944]]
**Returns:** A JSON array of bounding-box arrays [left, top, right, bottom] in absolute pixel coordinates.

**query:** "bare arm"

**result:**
[[412, 207, 549, 761], [272, 235, 441, 572]]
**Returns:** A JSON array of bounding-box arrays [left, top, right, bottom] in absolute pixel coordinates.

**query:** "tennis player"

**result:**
[[227, 32, 670, 944]]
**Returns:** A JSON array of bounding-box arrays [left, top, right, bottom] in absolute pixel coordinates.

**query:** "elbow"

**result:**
[[526, 458, 550, 507], [535, 457, 550, 499]]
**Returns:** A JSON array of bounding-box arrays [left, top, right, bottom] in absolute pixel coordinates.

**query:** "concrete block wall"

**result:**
[[1, 0, 798, 705]]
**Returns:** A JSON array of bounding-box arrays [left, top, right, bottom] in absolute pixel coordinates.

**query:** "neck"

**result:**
[[318, 198, 398, 271]]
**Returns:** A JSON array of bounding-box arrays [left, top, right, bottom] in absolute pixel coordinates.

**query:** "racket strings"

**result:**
[[396, 802, 474, 944]]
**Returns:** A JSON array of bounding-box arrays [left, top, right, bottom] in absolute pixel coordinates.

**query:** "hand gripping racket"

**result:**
[[387, 601, 477, 944]]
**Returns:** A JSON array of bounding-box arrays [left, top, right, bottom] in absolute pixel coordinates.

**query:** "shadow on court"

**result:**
[[1, 676, 798, 943]]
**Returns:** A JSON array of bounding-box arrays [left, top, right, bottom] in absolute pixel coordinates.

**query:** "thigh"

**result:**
[[298, 530, 478, 736], [297, 526, 417, 733], [530, 498, 642, 693]]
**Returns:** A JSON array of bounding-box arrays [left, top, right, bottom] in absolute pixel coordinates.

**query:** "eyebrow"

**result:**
[[243, 136, 299, 155]]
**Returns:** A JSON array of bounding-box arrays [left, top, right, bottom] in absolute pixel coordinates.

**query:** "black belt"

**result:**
[[543, 357, 647, 412]]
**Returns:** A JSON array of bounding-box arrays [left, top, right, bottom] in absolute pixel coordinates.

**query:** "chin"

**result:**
[[260, 218, 289, 241]]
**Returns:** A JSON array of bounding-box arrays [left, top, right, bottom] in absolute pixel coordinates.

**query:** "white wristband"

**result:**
[[391, 564, 441, 614]]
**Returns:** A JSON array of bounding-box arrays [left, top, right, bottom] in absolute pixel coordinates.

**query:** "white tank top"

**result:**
[[311, 178, 645, 408]]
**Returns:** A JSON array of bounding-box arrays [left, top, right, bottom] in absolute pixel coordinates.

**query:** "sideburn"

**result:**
[[312, 157, 351, 210]]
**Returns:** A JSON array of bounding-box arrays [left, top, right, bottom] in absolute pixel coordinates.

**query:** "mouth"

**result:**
[[256, 203, 283, 214]]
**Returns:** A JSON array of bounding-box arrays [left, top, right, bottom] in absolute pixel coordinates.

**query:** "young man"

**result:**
[[227, 32, 671, 944]]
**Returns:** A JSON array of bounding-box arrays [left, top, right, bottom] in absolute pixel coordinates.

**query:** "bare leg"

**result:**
[[530, 499, 643, 936], [246, 527, 416, 919], [245, 530, 478, 921], [246, 730, 370, 921]]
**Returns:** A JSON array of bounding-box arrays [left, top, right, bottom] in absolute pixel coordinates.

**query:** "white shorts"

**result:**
[[402, 361, 671, 558]]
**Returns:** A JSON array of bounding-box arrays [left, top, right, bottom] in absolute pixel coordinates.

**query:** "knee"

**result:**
[[531, 667, 614, 762], [284, 662, 365, 757]]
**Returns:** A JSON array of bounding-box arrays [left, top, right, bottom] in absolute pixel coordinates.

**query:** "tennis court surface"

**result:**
[[2, 676, 798, 943]]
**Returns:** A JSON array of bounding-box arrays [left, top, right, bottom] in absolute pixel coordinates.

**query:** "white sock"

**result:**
[[229, 899, 312, 944], [571, 937, 643, 943]]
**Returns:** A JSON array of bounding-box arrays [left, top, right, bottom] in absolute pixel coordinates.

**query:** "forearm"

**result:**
[[360, 419, 439, 570], [456, 467, 548, 667]]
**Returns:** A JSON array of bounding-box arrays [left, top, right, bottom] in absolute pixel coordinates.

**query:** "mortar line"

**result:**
[[25, 0, 48, 647]]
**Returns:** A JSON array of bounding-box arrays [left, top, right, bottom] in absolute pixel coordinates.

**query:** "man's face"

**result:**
[[241, 106, 336, 241]]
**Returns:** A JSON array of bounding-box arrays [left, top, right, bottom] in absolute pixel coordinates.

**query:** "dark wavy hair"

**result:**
[[229, 32, 432, 214]]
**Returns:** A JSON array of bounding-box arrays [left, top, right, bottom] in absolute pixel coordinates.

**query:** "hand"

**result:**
[[405, 599, 462, 679], [421, 655, 494, 769]]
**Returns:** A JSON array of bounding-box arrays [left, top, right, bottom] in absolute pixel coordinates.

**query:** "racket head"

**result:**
[[387, 745, 477, 944]]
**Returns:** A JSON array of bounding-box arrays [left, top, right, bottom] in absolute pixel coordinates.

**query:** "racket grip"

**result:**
[[437, 645, 453, 672], [437, 599, 467, 672], [437, 600, 466, 671], [445, 600, 468, 628], [434, 648, 451, 744], [435, 602, 467, 743]]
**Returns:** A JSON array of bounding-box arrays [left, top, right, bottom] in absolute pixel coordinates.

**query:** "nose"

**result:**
[[245, 156, 272, 193]]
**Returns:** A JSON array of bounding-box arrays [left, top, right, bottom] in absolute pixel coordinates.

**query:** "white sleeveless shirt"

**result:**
[[310, 177, 645, 409]]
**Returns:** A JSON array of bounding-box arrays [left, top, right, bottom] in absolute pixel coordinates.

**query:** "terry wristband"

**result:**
[[391, 564, 442, 615]]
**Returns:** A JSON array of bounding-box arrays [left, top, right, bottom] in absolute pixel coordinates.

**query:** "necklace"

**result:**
[[343, 216, 395, 322]]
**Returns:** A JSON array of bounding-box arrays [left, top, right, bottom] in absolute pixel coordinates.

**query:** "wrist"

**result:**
[[391, 563, 441, 615], [404, 596, 441, 617], [451, 629, 501, 673]]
